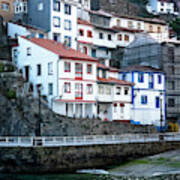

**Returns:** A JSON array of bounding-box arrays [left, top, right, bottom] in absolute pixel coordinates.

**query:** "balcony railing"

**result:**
[[0, 133, 180, 147]]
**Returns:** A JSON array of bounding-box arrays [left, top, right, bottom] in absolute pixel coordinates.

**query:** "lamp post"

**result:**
[[160, 92, 163, 133]]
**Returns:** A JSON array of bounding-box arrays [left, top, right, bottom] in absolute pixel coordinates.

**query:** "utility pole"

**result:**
[[160, 95, 163, 133]]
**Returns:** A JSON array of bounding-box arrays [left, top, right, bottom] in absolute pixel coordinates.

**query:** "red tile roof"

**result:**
[[97, 77, 134, 86], [112, 26, 143, 33], [97, 63, 120, 72], [78, 18, 93, 27], [21, 37, 97, 62]]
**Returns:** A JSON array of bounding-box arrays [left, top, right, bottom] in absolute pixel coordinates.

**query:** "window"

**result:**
[[99, 32, 103, 39], [149, 25, 153, 32], [158, 75, 162, 84], [48, 83, 53, 95], [141, 95, 148, 104], [79, 29, 84, 36], [83, 46, 88, 55], [1, 3, 9, 11], [75, 83, 83, 99], [48, 62, 53, 75], [118, 34, 122, 41], [106, 86, 111, 95], [53, 33, 61, 42], [64, 82, 71, 93], [64, 36, 71, 47], [53, 0, 60, 11], [92, 49, 96, 57], [27, 47, 31, 56], [102, 70, 106, 78], [37, 64, 41, 76], [39, 33, 44, 38], [116, 87, 121, 95], [168, 98, 175, 107], [124, 35, 129, 42], [128, 21, 133, 28], [124, 87, 129, 95], [13, 49, 18, 58], [157, 26, 161, 33], [156, 97, 160, 108], [137, 22, 141, 30], [87, 84, 93, 94], [64, 62, 71, 72], [138, 72, 144, 83], [122, 73, 126, 80], [64, 20, 71, 30], [75, 63, 82, 78], [38, 2, 43, 11], [87, 64, 92, 74], [98, 85, 104, 94], [87, 30, 92, 38], [53, 17, 61, 27], [117, 19, 121, 26], [108, 34, 112, 41], [64, 4, 71, 15]]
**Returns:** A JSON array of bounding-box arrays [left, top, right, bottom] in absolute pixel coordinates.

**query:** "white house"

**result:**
[[149, 0, 177, 15], [97, 63, 133, 122], [8, 22, 48, 39], [119, 65, 166, 129], [13, 36, 98, 119], [77, 18, 93, 56]]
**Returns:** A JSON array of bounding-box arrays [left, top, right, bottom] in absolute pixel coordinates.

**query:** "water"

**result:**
[[1, 150, 180, 180]]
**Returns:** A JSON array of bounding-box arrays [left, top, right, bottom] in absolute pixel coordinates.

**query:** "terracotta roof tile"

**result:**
[[78, 18, 93, 27], [97, 77, 134, 86], [21, 37, 97, 62]]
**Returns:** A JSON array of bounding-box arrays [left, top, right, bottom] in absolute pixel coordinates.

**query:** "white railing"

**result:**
[[0, 133, 180, 147]]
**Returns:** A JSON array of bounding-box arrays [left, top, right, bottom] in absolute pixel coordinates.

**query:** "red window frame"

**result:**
[[75, 63, 83, 80], [64, 62, 71, 72], [118, 34, 122, 41], [75, 83, 83, 99], [87, 30, 92, 38], [79, 29, 84, 36], [64, 82, 71, 93], [87, 64, 92, 74], [83, 46, 88, 55], [87, 84, 93, 94]]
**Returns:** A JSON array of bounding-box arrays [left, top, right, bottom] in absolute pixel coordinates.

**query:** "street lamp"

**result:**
[[160, 92, 163, 133]]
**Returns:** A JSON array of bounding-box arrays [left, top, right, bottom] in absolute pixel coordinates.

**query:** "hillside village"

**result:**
[[0, 0, 180, 135]]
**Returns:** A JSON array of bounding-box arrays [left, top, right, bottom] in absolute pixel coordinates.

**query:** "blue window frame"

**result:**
[[141, 95, 148, 104], [122, 73, 126, 80], [53, 0, 60, 11], [149, 74, 154, 89], [53, 16, 61, 27], [64, 20, 72, 30], [39, 33, 44, 38], [92, 49, 96, 57], [64, 36, 71, 47], [156, 96, 160, 108], [64, 4, 71, 15], [158, 75, 162, 84], [138, 72, 144, 83]]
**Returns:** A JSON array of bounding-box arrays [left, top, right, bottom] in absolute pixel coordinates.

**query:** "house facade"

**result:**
[[119, 65, 166, 128], [0, 0, 14, 21], [149, 0, 176, 15], [13, 36, 98, 118], [13, 0, 78, 49], [97, 63, 133, 122]]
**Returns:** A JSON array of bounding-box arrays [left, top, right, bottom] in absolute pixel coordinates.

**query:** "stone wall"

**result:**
[[0, 141, 179, 173]]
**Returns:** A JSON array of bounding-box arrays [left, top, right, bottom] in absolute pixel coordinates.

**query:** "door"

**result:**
[[25, 66, 29, 82]]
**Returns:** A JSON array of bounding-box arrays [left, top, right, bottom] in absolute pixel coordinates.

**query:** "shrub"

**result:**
[[5, 90, 16, 99]]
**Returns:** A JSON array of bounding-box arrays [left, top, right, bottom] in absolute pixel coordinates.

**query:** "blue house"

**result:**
[[119, 65, 166, 130]]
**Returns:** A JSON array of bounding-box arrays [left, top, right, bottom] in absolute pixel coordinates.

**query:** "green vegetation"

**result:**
[[0, 63, 15, 72], [4, 89, 16, 99], [170, 18, 180, 39]]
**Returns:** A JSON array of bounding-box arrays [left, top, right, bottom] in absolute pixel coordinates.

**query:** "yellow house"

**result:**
[[0, 0, 14, 21]]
